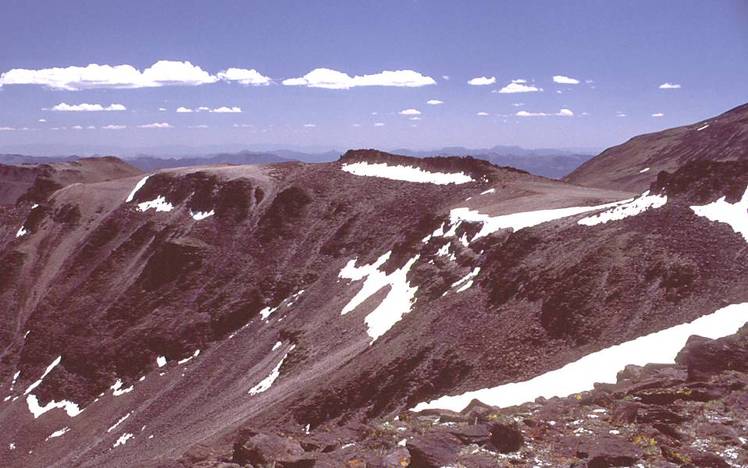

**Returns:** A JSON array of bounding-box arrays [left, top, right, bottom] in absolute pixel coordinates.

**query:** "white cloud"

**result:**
[[0, 127, 16, 131], [352, 123, 361, 127], [441, 75, 450, 81], [0, 60, 217, 90], [137, 122, 172, 129], [38, 118, 47, 122], [476, 112, 489, 116], [71, 125, 84, 130], [426, 99, 443, 105], [409, 116, 422, 121], [399, 108, 421, 116], [467, 76, 496, 86], [303, 123, 316, 128], [616, 112, 627, 118], [177, 106, 241, 113], [232, 123, 253, 128], [210, 106, 241, 113], [50, 102, 126, 112], [282, 68, 435, 89], [374, 122, 385, 127], [158, 107, 167, 112], [659, 82, 681, 89], [516, 108, 574, 117], [498, 79, 542, 94], [217, 68, 271, 86], [188, 124, 209, 128], [512, 102, 525, 107], [651, 112, 664, 117], [553, 75, 580, 85]]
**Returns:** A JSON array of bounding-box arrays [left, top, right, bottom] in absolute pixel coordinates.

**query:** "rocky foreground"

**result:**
[[182, 326, 748, 467]]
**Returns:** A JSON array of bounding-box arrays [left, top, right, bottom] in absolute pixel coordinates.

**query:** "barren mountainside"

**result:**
[[0, 105, 746, 467]]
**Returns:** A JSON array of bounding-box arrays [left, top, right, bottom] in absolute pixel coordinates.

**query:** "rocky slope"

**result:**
[[0, 105, 746, 467], [565, 103, 748, 192]]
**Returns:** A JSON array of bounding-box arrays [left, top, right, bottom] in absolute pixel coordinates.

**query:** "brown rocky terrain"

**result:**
[[565, 103, 748, 192], [0, 104, 746, 467]]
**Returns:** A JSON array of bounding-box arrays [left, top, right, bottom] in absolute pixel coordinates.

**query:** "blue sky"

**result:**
[[0, 0, 746, 153]]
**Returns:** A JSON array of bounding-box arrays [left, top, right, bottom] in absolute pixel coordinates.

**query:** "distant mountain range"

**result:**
[[1, 144, 595, 178]]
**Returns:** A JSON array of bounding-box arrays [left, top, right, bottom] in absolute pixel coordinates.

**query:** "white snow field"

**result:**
[[339, 252, 420, 341], [578, 191, 666, 226], [690, 186, 748, 242], [125, 175, 150, 202], [341, 161, 473, 185], [413, 302, 748, 412], [137, 195, 174, 212]]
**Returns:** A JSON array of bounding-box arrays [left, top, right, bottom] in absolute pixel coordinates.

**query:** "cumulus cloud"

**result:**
[[211, 106, 241, 113], [498, 79, 542, 94], [282, 68, 436, 89], [158, 107, 167, 111], [399, 108, 421, 116], [217, 68, 271, 86], [102, 125, 127, 130], [553, 75, 580, 84], [0, 126, 15, 131], [38, 118, 47, 122], [476, 112, 489, 116], [374, 122, 385, 127], [0, 60, 217, 90], [467, 76, 496, 86], [71, 125, 84, 130], [137, 122, 172, 129], [651, 112, 664, 117], [516, 108, 574, 117], [176, 106, 241, 113], [616, 111, 627, 118], [658, 82, 681, 89], [50, 102, 126, 112], [409, 116, 422, 121], [426, 99, 443, 105], [303, 123, 316, 128]]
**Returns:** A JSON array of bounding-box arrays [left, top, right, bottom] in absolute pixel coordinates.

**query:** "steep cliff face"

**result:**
[[0, 129, 745, 467]]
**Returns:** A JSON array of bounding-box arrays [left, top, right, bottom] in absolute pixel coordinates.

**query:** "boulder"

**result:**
[[232, 432, 308, 466], [489, 422, 524, 453], [574, 435, 642, 467], [407, 431, 463, 468]]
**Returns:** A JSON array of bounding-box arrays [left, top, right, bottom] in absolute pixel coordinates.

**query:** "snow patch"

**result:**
[[126, 175, 150, 202], [26, 395, 81, 418], [451, 267, 481, 293], [413, 302, 748, 412], [190, 209, 214, 221], [113, 433, 134, 448], [24, 356, 61, 395], [177, 350, 200, 365], [696, 123, 710, 131], [260, 306, 279, 321], [639, 167, 650, 173], [339, 252, 420, 341], [272, 341, 282, 351], [111, 379, 133, 396], [341, 161, 473, 185], [690, 187, 748, 241], [15, 226, 27, 238], [445, 198, 628, 240], [45, 427, 70, 441], [137, 196, 174, 212], [578, 191, 665, 226], [481, 188, 496, 195], [108, 412, 131, 432], [156, 356, 167, 367], [249, 346, 295, 395]]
